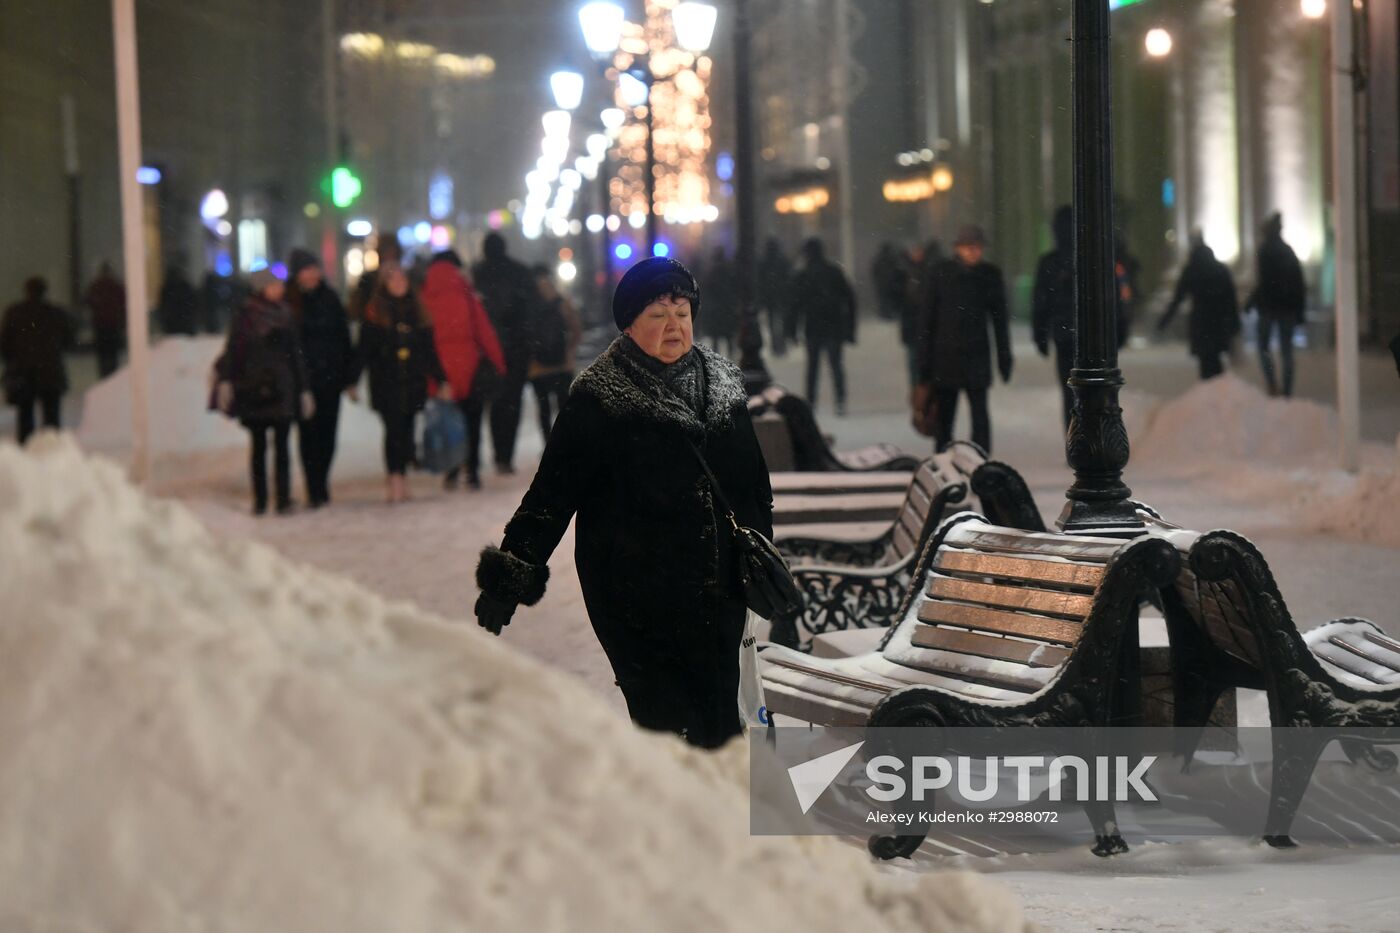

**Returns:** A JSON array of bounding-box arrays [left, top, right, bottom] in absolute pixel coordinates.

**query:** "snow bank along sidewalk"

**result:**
[[0, 436, 1031, 933]]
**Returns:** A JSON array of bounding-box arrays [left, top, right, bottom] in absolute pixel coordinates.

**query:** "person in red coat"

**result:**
[[421, 250, 507, 490]]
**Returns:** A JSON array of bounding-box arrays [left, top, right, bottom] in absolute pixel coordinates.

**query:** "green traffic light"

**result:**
[[331, 166, 362, 208]]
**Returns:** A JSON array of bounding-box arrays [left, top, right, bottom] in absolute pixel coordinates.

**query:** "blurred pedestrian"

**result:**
[[357, 264, 445, 504], [156, 261, 199, 336], [788, 238, 857, 416], [472, 233, 536, 475], [911, 225, 1012, 453], [699, 246, 737, 356], [528, 263, 582, 438], [201, 268, 238, 333], [1032, 206, 1077, 428], [1, 277, 74, 443], [287, 248, 356, 508], [903, 239, 943, 386], [214, 269, 313, 516], [1115, 235, 1142, 341], [84, 262, 126, 378], [473, 256, 773, 748], [1158, 235, 1240, 381], [349, 238, 404, 322], [421, 250, 506, 491], [756, 238, 791, 356], [871, 242, 910, 322], [1246, 212, 1306, 397]]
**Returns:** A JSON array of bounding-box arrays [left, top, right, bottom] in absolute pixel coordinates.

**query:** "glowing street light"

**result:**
[[618, 71, 649, 107], [1300, 0, 1327, 17], [550, 70, 585, 110], [600, 107, 626, 133], [672, 3, 717, 53], [586, 133, 611, 159], [579, 2, 625, 56], [542, 109, 572, 139], [1145, 28, 1172, 58]]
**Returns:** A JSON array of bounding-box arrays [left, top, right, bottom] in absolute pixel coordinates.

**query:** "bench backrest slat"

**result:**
[[917, 600, 1084, 646], [929, 574, 1097, 619], [936, 549, 1104, 590], [910, 625, 1072, 669]]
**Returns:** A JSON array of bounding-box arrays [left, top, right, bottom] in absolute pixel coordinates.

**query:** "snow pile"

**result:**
[[1133, 374, 1338, 470], [0, 435, 1030, 933], [1305, 455, 1400, 548]]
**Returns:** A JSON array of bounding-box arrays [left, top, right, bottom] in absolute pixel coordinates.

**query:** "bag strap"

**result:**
[[685, 438, 740, 534]]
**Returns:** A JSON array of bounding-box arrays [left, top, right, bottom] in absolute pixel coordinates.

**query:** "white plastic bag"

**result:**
[[737, 610, 769, 732]]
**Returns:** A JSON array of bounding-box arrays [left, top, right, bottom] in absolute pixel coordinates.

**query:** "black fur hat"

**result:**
[[611, 257, 701, 331]]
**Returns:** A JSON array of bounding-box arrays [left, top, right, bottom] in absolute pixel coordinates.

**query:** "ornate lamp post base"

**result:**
[[1058, 367, 1142, 533]]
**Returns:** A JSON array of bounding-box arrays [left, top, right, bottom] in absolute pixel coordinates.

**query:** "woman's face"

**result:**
[[626, 294, 693, 364], [384, 267, 409, 298]]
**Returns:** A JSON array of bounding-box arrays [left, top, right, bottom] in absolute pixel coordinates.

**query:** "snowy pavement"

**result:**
[[43, 323, 1400, 931]]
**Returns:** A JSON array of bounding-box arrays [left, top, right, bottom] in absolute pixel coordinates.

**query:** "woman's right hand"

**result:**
[[475, 592, 516, 635]]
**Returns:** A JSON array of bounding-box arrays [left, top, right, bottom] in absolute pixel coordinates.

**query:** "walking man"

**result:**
[[85, 262, 126, 378], [788, 238, 856, 415], [1158, 235, 1239, 381], [911, 225, 1012, 453], [1032, 206, 1077, 428], [1246, 213, 1306, 397], [472, 233, 537, 474], [2, 277, 74, 443]]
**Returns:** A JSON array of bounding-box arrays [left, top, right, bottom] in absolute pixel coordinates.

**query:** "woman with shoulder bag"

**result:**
[[421, 250, 507, 490], [214, 269, 314, 515], [473, 257, 784, 749]]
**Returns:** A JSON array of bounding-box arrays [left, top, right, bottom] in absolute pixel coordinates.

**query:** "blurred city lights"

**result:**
[[346, 219, 372, 237], [542, 109, 572, 139], [606, 214, 622, 232], [931, 166, 954, 191], [430, 225, 451, 249], [672, 3, 718, 52], [413, 221, 432, 244], [587, 133, 611, 160], [200, 188, 229, 221], [330, 166, 362, 208], [135, 165, 161, 185], [579, 2, 626, 55], [215, 220, 232, 237], [1300, 0, 1326, 16], [601, 108, 626, 133], [576, 156, 599, 180], [550, 71, 585, 110], [1145, 28, 1172, 58], [716, 151, 734, 181], [628, 210, 646, 229], [614, 243, 633, 260], [652, 240, 671, 258], [429, 172, 454, 219], [304, 202, 321, 218], [561, 169, 583, 190], [541, 136, 571, 164], [345, 247, 365, 279], [585, 214, 605, 233], [397, 225, 415, 246], [568, 219, 583, 235], [618, 71, 649, 107], [550, 217, 571, 237], [558, 261, 578, 281]]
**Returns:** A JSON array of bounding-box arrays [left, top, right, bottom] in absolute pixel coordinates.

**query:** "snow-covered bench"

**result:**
[[1141, 516, 1400, 847], [759, 512, 1181, 858], [747, 386, 920, 473], [767, 449, 979, 648]]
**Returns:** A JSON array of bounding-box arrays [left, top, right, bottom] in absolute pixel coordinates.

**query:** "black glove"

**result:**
[[475, 591, 516, 636], [1034, 337, 1049, 358], [999, 356, 1014, 383]]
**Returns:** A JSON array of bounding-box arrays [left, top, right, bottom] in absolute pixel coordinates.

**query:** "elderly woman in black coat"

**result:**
[[474, 257, 773, 749]]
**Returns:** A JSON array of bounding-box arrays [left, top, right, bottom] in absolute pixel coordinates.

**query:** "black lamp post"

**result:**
[[731, 0, 769, 392], [1059, 0, 1140, 533]]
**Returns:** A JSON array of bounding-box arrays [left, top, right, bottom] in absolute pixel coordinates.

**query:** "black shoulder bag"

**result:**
[[686, 440, 802, 621]]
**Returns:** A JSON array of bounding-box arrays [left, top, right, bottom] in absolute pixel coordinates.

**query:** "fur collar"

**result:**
[[571, 336, 747, 433]]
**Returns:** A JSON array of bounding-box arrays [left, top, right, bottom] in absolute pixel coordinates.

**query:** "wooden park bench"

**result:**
[[748, 386, 920, 473], [1137, 515, 1400, 846], [759, 511, 1181, 857]]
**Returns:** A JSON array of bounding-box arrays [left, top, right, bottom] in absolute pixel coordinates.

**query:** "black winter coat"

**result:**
[[1, 298, 73, 399], [1031, 248, 1075, 351], [357, 294, 444, 418], [915, 259, 1011, 388], [1249, 234, 1306, 323], [788, 259, 857, 345], [1163, 247, 1239, 357], [471, 255, 537, 368], [294, 283, 355, 397], [216, 296, 309, 425], [479, 336, 773, 647]]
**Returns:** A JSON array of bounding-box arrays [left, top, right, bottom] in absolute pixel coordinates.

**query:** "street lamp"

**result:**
[[672, 2, 718, 52], [550, 70, 585, 111]]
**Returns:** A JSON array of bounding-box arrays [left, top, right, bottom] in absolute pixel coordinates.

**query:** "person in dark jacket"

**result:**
[[527, 263, 583, 438], [214, 270, 313, 515], [287, 248, 356, 508], [471, 233, 536, 474], [474, 257, 773, 749], [1, 277, 74, 443], [912, 225, 1012, 453], [421, 251, 507, 490], [1246, 212, 1307, 397], [85, 262, 127, 378], [756, 238, 792, 356], [902, 239, 944, 387], [357, 264, 446, 504], [697, 246, 737, 356], [871, 242, 910, 322], [1032, 206, 1077, 428], [788, 238, 857, 415], [156, 262, 199, 335], [1158, 236, 1239, 381]]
